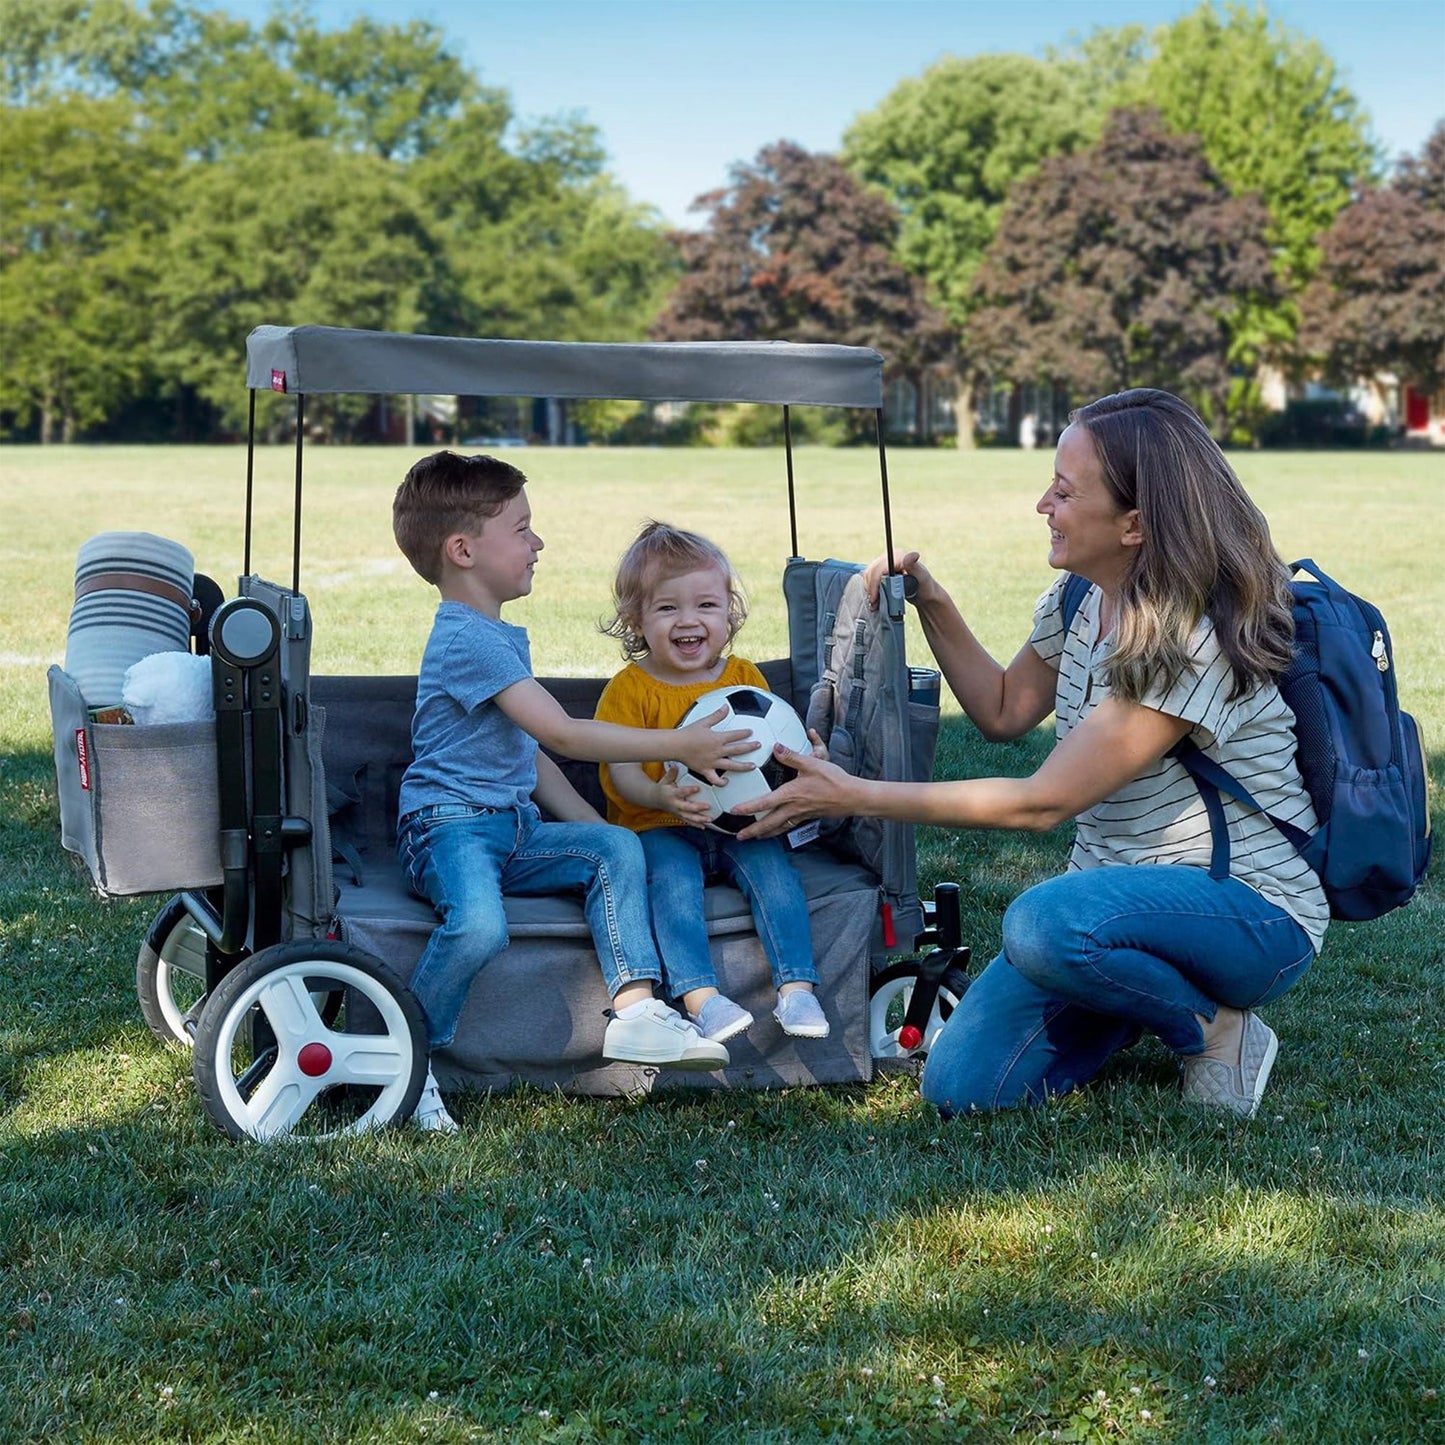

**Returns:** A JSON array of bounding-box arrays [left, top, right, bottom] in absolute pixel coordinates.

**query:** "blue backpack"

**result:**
[[1060, 561, 1432, 922]]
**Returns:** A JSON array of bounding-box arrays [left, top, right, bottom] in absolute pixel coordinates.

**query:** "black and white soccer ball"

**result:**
[[673, 685, 810, 834]]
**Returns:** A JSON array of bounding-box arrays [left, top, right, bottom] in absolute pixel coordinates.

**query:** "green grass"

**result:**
[[2, 443, 1442, 1443]]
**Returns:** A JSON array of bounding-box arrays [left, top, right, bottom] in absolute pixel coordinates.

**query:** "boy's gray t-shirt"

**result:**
[[398, 601, 538, 819]]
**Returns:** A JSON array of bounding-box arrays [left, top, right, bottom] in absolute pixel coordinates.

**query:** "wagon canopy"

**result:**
[[246, 325, 884, 410]]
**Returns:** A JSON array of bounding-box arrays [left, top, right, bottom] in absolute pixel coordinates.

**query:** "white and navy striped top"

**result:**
[[1029, 575, 1329, 953]]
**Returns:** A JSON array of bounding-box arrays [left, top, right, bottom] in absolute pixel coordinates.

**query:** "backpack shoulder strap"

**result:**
[[1170, 738, 1314, 879], [1060, 573, 1091, 635]]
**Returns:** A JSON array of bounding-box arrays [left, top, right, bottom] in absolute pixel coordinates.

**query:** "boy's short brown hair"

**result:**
[[393, 451, 529, 584]]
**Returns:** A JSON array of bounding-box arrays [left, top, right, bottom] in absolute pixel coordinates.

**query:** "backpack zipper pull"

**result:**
[[1372, 631, 1389, 672]]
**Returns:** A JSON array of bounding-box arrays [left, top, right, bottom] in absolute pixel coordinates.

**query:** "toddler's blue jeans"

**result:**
[[399, 803, 663, 1048], [920, 864, 1315, 1116], [639, 826, 817, 1000]]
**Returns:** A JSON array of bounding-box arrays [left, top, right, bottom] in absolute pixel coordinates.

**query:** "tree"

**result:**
[[842, 53, 1099, 441], [0, 94, 168, 441], [967, 108, 1283, 436], [0, 0, 676, 440], [652, 141, 954, 439], [1297, 123, 1445, 396], [1077, 1, 1377, 289]]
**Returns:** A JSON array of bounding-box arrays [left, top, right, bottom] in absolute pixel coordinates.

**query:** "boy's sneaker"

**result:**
[[413, 1068, 459, 1133], [773, 989, 830, 1039], [1181, 1010, 1278, 1119], [691, 994, 754, 1043], [604, 998, 730, 1071]]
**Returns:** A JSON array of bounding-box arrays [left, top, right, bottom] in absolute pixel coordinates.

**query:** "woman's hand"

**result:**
[[674, 705, 757, 786], [656, 763, 714, 827], [732, 744, 860, 840], [861, 549, 942, 609]]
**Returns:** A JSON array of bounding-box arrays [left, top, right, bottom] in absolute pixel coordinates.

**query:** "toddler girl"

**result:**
[[595, 522, 830, 1043]]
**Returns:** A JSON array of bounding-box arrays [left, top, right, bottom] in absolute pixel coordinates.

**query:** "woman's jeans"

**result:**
[[399, 804, 663, 1049], [639, 827, 817, 999], [920, 865, 1315, 1116]]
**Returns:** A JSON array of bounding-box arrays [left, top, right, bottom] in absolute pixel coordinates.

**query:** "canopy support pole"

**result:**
[[244, 390, 256, 577], [876, 408, 896, 577], [291, 394, 305, 596], [783, 405, 799, 558]]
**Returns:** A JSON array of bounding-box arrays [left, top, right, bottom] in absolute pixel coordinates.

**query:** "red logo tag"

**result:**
[[75, 729, 91, 790], [270, 369, 287, 393]]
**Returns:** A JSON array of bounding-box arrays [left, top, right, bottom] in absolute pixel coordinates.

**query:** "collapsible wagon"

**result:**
[[50, 325, 970, 1141]]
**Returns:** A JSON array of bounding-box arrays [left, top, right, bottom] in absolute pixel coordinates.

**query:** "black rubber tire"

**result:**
[[136, 895, 210, 1046], [191, 941, 427, 1142], [869, 961, 969, 1061]]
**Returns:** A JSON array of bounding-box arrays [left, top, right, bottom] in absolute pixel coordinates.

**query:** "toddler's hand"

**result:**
[[808, 726, 828, 763], [658, 764, 713, 827], [676, 705, 758, 787]]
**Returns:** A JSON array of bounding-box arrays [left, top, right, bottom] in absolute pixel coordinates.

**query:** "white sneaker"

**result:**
[[413, 1068, 459, 1133], [604, 999, 730, 1071]]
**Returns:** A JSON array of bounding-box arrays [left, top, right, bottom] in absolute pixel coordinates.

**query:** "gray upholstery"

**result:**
[[311, 671, 879, 1096]]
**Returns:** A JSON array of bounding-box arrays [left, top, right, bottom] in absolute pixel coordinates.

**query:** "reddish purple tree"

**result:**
[[966, 108, 1283, 435], [652, 141, 954, 437], [1298, 123, 1445, 394]]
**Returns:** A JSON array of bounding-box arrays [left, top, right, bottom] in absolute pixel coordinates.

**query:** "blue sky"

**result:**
[[236, 0, 1444, 226]]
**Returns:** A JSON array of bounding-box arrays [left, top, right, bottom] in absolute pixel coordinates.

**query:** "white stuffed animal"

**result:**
[[122, 651, 214, 725]]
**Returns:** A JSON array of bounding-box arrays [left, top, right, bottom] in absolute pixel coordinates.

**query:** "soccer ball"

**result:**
[[672, 685, 809, 834]]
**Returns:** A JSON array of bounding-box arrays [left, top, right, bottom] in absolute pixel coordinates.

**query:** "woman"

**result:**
[[737, 389, 1327, 1118]]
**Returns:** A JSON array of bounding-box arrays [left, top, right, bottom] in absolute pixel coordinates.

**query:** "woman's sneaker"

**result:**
[[773, 989, 830, 1039], [1181, 1010, 1278, 1118], [413, 1068, 459, 1133], [604, 998, 730, 1070], [691, 994, 754, 1043]]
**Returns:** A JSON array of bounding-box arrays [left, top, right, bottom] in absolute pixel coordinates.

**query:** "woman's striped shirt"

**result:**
[[1028, 575, 1329, 953]]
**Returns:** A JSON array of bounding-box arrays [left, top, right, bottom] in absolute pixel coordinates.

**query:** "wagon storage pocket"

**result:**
[[49, 665, 223, 895]]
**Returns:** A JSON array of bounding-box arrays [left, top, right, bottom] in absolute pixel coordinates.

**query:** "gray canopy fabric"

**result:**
[[246, 325, 884, 409]]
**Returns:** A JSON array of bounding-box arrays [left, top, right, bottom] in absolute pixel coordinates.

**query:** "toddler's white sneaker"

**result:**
[[604, 998, 730, 1070]]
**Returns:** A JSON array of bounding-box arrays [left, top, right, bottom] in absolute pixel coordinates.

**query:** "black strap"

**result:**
[[1170, 738, 1314, 882]]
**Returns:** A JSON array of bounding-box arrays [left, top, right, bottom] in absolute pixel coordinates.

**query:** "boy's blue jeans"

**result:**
[[399, 803, 663, 1049], [639, 826, 817, 999], [920, 865, 1315, 1117]]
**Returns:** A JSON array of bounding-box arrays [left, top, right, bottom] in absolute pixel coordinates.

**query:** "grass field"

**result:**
[[2, 443, 1442, 1443]]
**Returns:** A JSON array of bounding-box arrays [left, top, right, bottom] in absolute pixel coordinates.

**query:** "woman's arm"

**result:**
[[864, 550, 1057, 741], [735, 696, 1191, 838]]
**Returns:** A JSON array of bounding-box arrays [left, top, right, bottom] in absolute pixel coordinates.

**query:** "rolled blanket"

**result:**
[[64, 531, 196, 708]]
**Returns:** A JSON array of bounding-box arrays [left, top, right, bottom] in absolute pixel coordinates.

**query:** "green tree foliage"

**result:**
[[1297, 123, 1445, 395], [0, 0, 672, 440], [0, 94, 167, 440], [843, 53, 1097, 332], [967, 108, 1283, 437], [653, 141, 954, 438], [1080, 1, 1377, 289]]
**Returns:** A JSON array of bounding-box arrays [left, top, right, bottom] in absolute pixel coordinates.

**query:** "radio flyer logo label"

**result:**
[[271, 369, 287, 393], [75, 729, 91, 790]]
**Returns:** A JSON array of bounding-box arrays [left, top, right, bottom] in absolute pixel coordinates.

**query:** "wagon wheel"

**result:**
[[136, 895, 210, 1046], [191, 941, 427, 1142], [136, 896, 343, 1049], [869, 962, 969, 1061]]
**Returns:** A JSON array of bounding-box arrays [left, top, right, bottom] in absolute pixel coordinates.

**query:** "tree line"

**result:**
[[2, 0, 1440, 446]]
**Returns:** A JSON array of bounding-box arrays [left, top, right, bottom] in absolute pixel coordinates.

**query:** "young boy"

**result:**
[[392, 451, 754, 1131]]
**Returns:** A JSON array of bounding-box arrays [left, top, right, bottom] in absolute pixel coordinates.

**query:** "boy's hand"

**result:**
[[808, 726, 828, 763], [674, 705, 757, 787], [862, 549, 939, 608], [657, 764, 714, 827]]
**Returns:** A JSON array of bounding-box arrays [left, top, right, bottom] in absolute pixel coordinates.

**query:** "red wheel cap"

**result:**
[[297, 1041, 332, 1077], [898, 1025, 923, 1052]]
